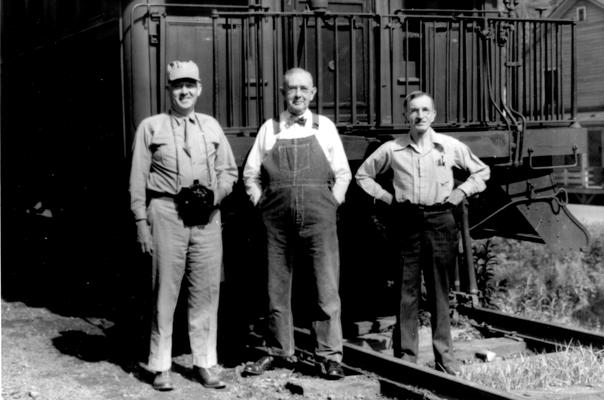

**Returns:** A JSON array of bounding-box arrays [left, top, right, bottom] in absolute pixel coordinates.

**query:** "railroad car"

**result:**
[[0, 0, 591, 328]]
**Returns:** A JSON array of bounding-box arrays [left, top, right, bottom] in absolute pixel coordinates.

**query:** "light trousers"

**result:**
[[147, 198, 222, 371]]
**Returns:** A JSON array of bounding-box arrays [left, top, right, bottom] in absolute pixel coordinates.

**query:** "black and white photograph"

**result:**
[[1, 1, 603, 399]]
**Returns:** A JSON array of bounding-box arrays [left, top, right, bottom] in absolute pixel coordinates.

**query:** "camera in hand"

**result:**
[[175, 180, 215, 226]]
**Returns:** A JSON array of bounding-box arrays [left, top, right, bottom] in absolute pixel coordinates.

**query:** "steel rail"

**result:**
[[458, 305, 604, 350], [293, 328, 524, 400]]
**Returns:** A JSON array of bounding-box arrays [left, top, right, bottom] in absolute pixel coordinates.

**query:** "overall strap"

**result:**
[[312, 113, 319, 130]]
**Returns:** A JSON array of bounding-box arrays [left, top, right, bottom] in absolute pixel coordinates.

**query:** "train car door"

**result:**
[[282, 0, 372, 125]]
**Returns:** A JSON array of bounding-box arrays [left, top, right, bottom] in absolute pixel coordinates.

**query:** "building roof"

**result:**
[[549, 0, 604, 18]]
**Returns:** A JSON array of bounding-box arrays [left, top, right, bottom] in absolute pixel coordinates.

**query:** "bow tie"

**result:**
[[289, 116, 307, 126]]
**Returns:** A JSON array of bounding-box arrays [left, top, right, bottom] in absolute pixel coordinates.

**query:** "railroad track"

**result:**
[[457, 305, 604, 350], [292, 306, 604, 400]]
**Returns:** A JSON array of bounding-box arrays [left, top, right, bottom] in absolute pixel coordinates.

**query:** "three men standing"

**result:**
[[356, 91, 490, 375], [129, 60, 238, 390], [130, 60, 489, 388], [242, 68, 351, 380]]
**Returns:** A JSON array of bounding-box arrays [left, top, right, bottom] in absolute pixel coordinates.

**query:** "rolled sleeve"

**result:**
[[454, 143, 490, 197], [355, 143, 393, 204]]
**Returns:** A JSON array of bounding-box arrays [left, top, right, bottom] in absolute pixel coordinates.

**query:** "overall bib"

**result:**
[[260, 131, 343, 362]]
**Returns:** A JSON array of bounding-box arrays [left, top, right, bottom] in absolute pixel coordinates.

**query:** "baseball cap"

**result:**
[[167, 60, 200, 82]]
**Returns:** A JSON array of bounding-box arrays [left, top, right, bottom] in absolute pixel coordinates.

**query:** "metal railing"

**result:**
[[138, 5, 577, 133]]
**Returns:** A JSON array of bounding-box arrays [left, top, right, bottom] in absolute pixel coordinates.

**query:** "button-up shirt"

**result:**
[[243, 110, 352, 205], [355, 128, 490, 205], [129, 111, 238, 221]]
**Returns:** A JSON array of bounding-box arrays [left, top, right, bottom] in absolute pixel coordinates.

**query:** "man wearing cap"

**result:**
[[129, 60, 238, 391], [355, 91, 489, 376], [242, 68, 351, 380]]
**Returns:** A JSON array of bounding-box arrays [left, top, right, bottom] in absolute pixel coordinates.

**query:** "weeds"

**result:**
[[461, 344, 604, 392], [473, 226, 604, 332]]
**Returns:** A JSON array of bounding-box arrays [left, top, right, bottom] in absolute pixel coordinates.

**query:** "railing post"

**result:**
[[460, 199, 479, 298], [572, 22, 577, 120], [582, 153, 589, 188]]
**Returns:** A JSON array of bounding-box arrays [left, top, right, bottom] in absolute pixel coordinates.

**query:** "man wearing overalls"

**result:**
[[242, 68, 351, 380], [129, 60, 238, 391]]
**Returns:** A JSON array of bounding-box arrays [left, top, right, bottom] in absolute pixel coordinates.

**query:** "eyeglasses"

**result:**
[[169, 81, 198, 90], [284, 86, 312, 95]]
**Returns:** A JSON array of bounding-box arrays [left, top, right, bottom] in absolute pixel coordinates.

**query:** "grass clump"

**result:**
[[460, 345, 604, 392], [480, 228, 604, 332]]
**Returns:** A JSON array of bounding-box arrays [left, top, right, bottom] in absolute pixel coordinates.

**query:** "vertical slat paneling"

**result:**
[[156, 9, 577, 131], [334, 16, 340, 123], [350, 16, 357, 122]]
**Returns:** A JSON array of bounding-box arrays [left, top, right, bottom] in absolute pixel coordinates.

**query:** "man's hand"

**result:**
[[446, 188, 466, 206], [136, 219, 153, 255]]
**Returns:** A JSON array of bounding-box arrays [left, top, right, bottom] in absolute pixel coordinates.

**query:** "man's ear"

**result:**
[[280, 86, 286, 96]]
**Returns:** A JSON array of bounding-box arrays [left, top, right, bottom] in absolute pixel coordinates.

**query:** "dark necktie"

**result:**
[[293, 116, 306, 126], [183, 118, 191, 157]]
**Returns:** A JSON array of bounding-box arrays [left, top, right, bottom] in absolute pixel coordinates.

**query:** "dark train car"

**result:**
[[0, 0, 590, 333]]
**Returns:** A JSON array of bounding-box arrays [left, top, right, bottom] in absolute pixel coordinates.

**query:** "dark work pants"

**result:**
[[391, 204, 458, 368], [259, 135, 343, 362]]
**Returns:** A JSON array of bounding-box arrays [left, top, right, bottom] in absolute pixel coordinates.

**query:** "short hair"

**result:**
[[283, 67, 314, 87], [403, 90, 435, 111]]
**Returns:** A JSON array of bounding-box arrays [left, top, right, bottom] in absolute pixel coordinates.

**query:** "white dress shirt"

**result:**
[[243, 110, 352, 205]]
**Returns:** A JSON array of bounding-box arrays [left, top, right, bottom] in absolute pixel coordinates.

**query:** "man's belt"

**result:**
[[147, 190, 176, 201], [394, 201, 453, 212]]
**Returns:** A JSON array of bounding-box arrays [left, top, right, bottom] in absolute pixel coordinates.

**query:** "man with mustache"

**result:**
[[355, 91, 490, 375], [129, 60, 238, 391], [242, 67, 351, 380]]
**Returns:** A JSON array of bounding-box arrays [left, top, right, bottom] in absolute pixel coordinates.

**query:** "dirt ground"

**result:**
[[0, 207, 394, 400], [1, 299, 386, 400]]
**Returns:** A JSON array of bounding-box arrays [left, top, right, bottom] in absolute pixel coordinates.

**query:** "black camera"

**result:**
[[175, 180, 215, 226]]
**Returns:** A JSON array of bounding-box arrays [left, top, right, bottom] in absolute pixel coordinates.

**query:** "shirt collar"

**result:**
[[394, 128, 442, 152], [169, 110, 196, 126]]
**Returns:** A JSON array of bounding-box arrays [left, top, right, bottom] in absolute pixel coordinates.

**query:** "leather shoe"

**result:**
[[151, 370, 174, 391], [242, 355, 274, 376], [195, 367, 226, 389], [436, 362, 461, 377], [323, 360, 345, 380]]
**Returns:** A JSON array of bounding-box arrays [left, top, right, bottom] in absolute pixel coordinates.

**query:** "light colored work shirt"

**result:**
[[355, 128, 490, 205], [243, 110, 352, 205], [129, 111, 238, 221]]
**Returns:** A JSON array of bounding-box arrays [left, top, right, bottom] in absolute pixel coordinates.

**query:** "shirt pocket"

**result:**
[[435, 158, 452, 186], [149, 136, 175, 166]]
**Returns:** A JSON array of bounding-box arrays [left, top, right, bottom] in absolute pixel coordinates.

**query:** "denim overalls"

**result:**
[[259, 119, 343, 363]]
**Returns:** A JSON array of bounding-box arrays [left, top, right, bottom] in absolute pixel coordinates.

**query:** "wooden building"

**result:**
[[549, 0, 604, 202]]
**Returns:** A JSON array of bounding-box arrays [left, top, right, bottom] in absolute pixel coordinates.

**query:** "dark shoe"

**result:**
[[436, 362, 461, 377], [323, 360, 345, 380], [242, 355, 274, 376], [152, 370, 174, 391], [195, 367, 226, 389]]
